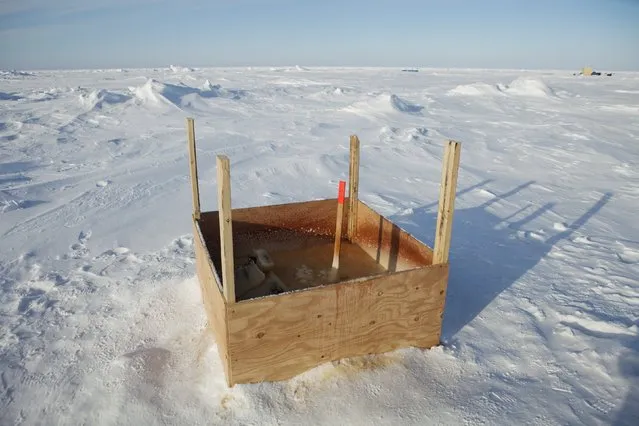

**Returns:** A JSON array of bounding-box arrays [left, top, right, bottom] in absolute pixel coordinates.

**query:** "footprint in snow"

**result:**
[[17, 287, 49, 316], [66, 230, 92, 259], [78, 229, 92, 244], [17, 280, 57, 318], [95, 247, 131, 262]]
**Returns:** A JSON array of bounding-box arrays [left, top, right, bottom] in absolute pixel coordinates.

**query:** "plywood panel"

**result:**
[[355, 201, 433, 270], [226, 263, 448, 384], [232, 198, 347, 235], [199, 199, 339, 237], [201, 199, 430, 271], [193, 220, 231, 383], [199, 199, 349, 258]]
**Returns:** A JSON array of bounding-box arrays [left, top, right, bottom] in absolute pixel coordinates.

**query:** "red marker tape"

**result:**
[[337, 180, 346, 204]]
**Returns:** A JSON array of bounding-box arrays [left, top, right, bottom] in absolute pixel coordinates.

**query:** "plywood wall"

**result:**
[[226, 263, 448, 384]]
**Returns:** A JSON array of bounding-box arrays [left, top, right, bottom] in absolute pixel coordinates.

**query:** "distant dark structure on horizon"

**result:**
[[576, 66, 613, 77]]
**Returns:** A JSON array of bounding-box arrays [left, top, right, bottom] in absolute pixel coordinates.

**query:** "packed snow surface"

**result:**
[[1, 67, 638, 425]]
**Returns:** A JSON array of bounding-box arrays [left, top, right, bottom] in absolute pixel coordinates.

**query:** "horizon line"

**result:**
[[4, 65, 633, 73]]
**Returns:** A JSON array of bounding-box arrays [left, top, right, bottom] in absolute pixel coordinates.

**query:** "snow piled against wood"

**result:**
[[0, 67, 638, 425]]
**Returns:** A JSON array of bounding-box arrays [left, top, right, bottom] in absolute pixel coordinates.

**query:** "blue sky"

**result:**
[[1, 0, 638, 70]]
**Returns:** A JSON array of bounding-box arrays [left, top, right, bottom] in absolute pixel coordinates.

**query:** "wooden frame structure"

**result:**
[[187, 118, 461, 386]]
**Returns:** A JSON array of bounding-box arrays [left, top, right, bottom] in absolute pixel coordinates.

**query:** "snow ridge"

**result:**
[[449, 77, 557, 98], [343, 93, 424, 118], [128, 78, 245, 108]]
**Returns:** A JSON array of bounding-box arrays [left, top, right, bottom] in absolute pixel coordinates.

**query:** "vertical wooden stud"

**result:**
[[433, 140, 462, 264], [186, 118, 201, 220], [347, 135, 360, 240], [217, 155, 235, 303], [332, 180, 347, 273]]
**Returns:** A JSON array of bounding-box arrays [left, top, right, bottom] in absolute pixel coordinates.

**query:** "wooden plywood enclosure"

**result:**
[[186, 118, 461, 386]]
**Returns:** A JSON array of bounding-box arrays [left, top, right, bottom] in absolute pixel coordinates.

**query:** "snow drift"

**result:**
[[128, 79, 245, 108], [169, 65, 194, 73], [448, 78, 557, 98], [448, 83, 504, 97], [503, 77, 556, 97], [343, 93, 423, 117], [79, 89, 131, 110], [0, 70, 35, 78], [308, 86, 355, 99], [129, 79, 186, 107]]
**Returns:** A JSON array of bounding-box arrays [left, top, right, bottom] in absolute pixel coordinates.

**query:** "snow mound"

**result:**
[[169, 65, 194, 73], [0, 70, 35, 78], [277, 65, 309, 72], [503, 78, 556, 98], [308, 86, 353, 99], [129, 79, 245, 108], [79, 89, 131, 110], [344, 93, 423, 117], [199, 80, 247, 100], [25, 87, 70, 102], [448, 78, 556, 98], [448, 83, 503, 96], [201, 79, 222, 93], [129, 79, 176, 106]]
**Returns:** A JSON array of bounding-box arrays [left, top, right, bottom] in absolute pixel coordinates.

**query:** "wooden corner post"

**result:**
[[216, 155, 236, 303], [186, 117, 201, 220], [433, 140, 461, 265], [347, 135, 360, 240]]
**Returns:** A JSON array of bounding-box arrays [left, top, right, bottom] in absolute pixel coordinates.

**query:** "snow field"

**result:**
[[1, 66, 638, 425]]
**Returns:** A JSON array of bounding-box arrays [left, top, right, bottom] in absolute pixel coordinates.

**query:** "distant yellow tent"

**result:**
[[582, 66, 593, 76]]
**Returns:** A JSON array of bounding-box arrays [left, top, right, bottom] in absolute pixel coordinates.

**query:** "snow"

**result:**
[[448, 82, 504, 96], [169, 65, 195, 73], [79, 89, 131, 110], [503, 77, 557, 98], [343, 93, 424, 118], [448, 77, 557, 98], [1, 67, 638, 425]]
